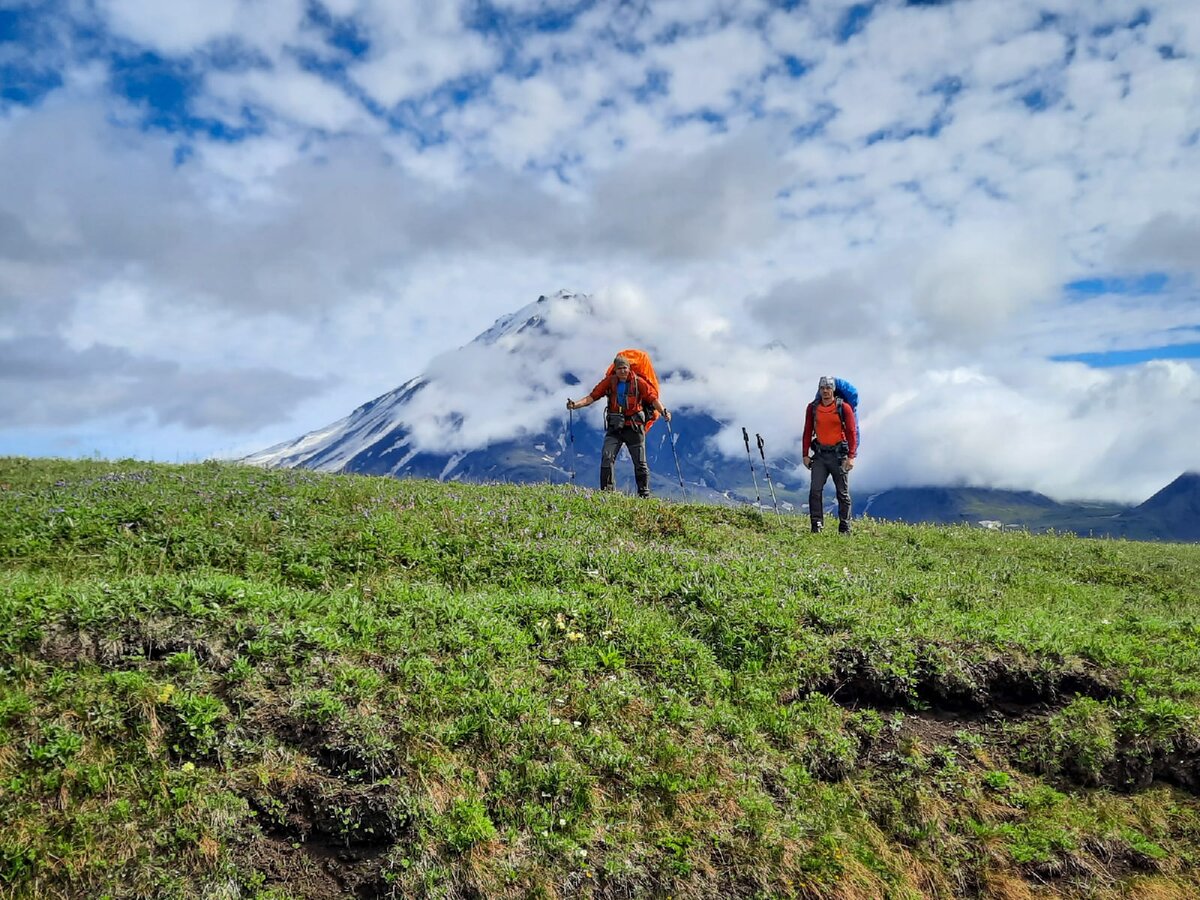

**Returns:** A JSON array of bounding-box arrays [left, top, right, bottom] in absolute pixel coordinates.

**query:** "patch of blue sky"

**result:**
[[467, 3, 602, 83], [1020, 87, 1064, 111], [382, 73, 493, 148], [1036, 10, 1062, 31], [865, 125, 916, 145], [648, 19, 696, 47], [801, 192, 874, 221], [864, 111, 949, 144], [781, 55, 809, 78], [289, 43, 382, 117], [668, 108, 728, 132], [528, 150, 585, 187], [1, 64, 62, 106], [633, 69, 669, 104], [791, 103, 838, 142], [468, 0, 595, 38], [108, 51, 267, 142], [0, 5, 66, 106], [305, 2, 370, 58], [927, 75, 963, 101], [110, 52, 195, 121], [0, 7, 23, 41], [1052, 342, 1200, 367], [837, 3, 875, 42], [973, 177, 1007, 201], [1065, 272, 1170, 298], [1091, 7, 1151, 38]]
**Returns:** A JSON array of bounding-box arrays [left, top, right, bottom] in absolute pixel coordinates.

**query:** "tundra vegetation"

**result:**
[[2, 456, 1200, 899]]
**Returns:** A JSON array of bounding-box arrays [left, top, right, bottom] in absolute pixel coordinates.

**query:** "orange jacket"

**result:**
[[803, 399, 858, 458]]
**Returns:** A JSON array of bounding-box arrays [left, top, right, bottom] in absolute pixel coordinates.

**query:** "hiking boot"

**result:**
[[810, 520, 823, 533], [638, 491, 651, 499], [838, 522, 851, 534]]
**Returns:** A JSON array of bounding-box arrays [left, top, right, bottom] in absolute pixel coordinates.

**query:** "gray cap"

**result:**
[[818, 375, 836, 389]]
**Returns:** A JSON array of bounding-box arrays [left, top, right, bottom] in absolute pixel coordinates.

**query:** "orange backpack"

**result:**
[[604, 348, 662, 431]]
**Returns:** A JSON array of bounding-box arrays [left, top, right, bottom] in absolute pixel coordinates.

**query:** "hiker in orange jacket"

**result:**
[[567, 354, 670, 497], [802, 375, 857, 533]]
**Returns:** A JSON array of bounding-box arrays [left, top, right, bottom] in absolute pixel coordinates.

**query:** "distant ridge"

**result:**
[[864, 474, 1200, 543], [1113, 471, 1200, 542], [863, 487, 1062, 524]]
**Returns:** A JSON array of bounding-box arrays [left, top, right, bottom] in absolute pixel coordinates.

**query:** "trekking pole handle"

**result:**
[[742, 427, 750, 451], [756, 433, 766, 458]]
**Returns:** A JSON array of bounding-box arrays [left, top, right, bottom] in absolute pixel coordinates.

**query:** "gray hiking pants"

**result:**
[[601, 425, 650, 497], [810, 445, 851, 532]]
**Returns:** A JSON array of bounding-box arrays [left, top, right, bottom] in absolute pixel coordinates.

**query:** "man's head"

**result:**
[[818, 375, 836, 401], [613, 355, 632, 380]]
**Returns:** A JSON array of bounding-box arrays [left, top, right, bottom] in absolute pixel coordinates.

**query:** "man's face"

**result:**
[[615, 364, 631, 381], [820, 385, 835, 402]]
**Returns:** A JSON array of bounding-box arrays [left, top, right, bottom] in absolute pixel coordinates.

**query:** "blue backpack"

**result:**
[[811, 378, 860, 448]]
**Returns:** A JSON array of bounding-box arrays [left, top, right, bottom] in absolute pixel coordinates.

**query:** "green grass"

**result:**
[[3, 456, 1200, 898]]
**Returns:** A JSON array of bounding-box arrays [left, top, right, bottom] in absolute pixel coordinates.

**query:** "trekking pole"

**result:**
[[741, 427, 762, 508], [756, 433, 781, 516], [664, 416, 686, 496], [567, 408, 577, 486]]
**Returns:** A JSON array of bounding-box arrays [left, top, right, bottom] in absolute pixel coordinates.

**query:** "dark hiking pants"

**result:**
[[810, 446, 851, 532], [601, 425, 650, 497]]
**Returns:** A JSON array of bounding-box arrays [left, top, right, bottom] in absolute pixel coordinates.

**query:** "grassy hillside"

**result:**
[[4, 457, 1200, 899]]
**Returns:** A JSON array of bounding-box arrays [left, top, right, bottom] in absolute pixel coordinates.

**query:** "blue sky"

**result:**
[[1, 0, 1198, 501]]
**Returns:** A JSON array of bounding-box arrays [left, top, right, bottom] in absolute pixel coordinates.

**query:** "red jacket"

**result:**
[[588, 373, 658, 421], [803, 400, 857, 459]]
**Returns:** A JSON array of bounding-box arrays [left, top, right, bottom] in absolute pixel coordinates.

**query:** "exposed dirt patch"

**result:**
[[810, 644, 1119, 713], [249, 778, 409, 847], [243, 778, 407, 898], [234, 833, 350, 900], [273, 711, 400, 783], [892, 709, 976, 748], [789, 645, 1200, 797], [860, 708, 1003, 771], [1022, 731, 1200, 794]]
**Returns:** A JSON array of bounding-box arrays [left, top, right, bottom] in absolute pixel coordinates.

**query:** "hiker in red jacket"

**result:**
[[803, 375, 857, 533], [567, 354, 670, 497]]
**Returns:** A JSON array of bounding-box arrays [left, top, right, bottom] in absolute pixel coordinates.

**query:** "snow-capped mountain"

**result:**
[[244, 291, 806, 506]]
